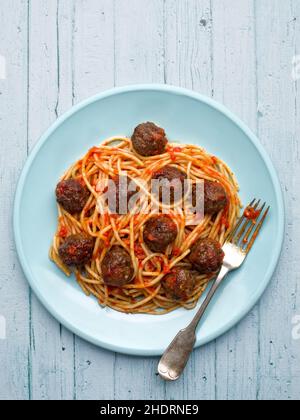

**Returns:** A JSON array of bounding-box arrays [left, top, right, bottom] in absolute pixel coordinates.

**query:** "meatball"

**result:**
[[59, 234, 94, 267], [56, 179, 90, 214], [189, 238, 224, 274], [162, 268, 195, 300], [107, 175, 138, 214], [101, 245, 134, 287], [203, 180, 228, 215], [152, 165, 187, 204], [143, 215, 178, 253], [131, 122, 168, 157]]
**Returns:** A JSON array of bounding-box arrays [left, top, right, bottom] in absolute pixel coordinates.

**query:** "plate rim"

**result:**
[[13, 84, 285, 356]]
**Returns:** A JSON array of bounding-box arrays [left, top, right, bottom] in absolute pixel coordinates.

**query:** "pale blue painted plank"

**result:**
[[111, 0, 166, 400], [71, 0, 116, 401], [0, 0, 30, 400], [255, 0, 300, 400], [0, 0, 299, 401], [211, 0, 260, 400], [27, 0, 75, 400], [164, 0, 217, 400]]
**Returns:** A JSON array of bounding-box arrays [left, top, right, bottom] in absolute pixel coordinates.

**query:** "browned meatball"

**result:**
[[189, 238, 224, 274], [56, 179, 90, 214], [162, 268, 195, 300], [59, 234, 94, 267], [107, 175, 138, 214], [152, 165, 187, 204], [143, 215, 178, 253], [131, 122, 168, 157], [204, 180, 228, 215], [101, 246, 134, 287]]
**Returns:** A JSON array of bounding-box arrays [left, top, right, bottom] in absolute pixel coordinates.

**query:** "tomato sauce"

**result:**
[[244, 206, 260, 221], [58, 225, 68, 238]]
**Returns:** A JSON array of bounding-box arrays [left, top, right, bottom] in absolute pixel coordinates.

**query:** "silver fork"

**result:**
[[158, 199, 270, 381]]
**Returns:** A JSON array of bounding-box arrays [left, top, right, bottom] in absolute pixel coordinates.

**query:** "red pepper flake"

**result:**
[[89, 146, 101, 154], [134, 244, 146, 259], [68, 245, 77, 255], [102, 232, 111, 247], [244, 206, 261, 221], [147, 233, 156, 241], [163, 265, 171, 274], [102, 213, 109, 225], [172, 247, 181, 257], [133, 214, 141, 223], [145, 168, 153, 176], [167, 145, 181, 162], [220, 205, 230, 228], [221, 215, 229, 229], [58, 225, 68, 238]]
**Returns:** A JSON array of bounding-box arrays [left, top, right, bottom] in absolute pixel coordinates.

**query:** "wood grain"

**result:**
[[164, 0, 217, 400], [0, 0, 299, 400], [211, 0, 259, 401], [0, 0, 30, 401], [72, 0, 115, 401], [255, 0, 300, 400], [27, 0, 75, 400], [109, 0, 165, 401]]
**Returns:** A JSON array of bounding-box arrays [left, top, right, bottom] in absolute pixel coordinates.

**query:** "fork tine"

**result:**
[[242, 202, 266, 245], [233, 199, 261, 245], [245, 206, 270, 253], [227, 198, 256, 242]]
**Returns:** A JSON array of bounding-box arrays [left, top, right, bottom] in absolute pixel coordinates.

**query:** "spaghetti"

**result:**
[[50, 135, 241, 314]]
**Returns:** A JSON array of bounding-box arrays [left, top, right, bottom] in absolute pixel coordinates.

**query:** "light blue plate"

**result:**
[[14, 85, 284, 356]]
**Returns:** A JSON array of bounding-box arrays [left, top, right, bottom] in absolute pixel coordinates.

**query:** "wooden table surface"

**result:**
[[0, 0, 299, 401]]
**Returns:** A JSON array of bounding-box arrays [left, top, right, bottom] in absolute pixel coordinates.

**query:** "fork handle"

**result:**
[[189, 265, 229, 329], [158, 265, 229, 381]]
